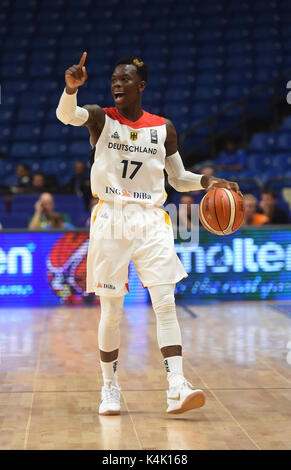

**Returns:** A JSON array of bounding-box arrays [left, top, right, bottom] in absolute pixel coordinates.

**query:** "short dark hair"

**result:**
[[18, 163, 30, 172], [33, 172, 45, 181], [115, 56, 148, 82], [262, 188, 277, 199], [226, 135, 237, 144]]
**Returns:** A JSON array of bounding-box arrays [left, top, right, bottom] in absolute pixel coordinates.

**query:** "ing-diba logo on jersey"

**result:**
[[105, 186, 152, 199], [97, 282, 116, 290], [130, 131, 138, 141]]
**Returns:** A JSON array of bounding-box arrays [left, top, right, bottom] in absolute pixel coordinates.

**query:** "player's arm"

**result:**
[[56, 52, 105, 135], [164, 119, 240, 193]]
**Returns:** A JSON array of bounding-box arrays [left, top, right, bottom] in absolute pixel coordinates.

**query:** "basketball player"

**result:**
[[56, 52, 240, 415]]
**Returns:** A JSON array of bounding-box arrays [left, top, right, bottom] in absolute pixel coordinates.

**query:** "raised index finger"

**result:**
[[79, 52, 87, 67]]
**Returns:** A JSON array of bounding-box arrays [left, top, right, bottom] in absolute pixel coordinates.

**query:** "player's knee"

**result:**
[[100, 297, 123, 329], [151, 293, 176, 320]]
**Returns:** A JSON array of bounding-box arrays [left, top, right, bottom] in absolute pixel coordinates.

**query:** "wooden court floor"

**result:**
[[1, 299, 291, 450]]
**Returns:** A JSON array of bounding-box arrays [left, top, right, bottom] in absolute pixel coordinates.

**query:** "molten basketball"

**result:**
[[199, 188, 245, 235]]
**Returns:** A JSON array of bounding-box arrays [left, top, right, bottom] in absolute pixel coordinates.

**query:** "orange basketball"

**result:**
[[199, 188, 245, 235]]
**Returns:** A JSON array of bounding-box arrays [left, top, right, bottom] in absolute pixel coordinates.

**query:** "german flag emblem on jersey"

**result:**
[[130, 131, 138, 141]]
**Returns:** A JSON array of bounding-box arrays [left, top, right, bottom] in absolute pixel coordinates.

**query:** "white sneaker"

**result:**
[[166, 378, 206, 414], [99, 382, 121, 416]]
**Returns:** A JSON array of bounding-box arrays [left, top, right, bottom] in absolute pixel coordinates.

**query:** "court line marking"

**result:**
[[22, 313, 50, 450], [120, 390, 143, 449], [186, 359, 261, 450], [180, 305, 198, 318], [2, 386, 291, 394], [258, 357, 291, 387], [23, 336, 42, 450]]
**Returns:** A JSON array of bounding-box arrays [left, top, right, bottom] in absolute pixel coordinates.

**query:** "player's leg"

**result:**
[[98, 294, 124, 415], [148, 283, 205, 414]]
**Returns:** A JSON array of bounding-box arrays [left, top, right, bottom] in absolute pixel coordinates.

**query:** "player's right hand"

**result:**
[[65, 52, 88, 91]]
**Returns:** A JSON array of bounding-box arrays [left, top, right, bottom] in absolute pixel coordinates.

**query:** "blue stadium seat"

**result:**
[[58, 36, 84, 48], [276, 133, 291, 152], [196, 57, 223, 69], [30, 50, 56, 63], [69, 141, 90, 158], [42, 123, 70, 141], [54, 194, 85, 209], [232, 178, 262, 199], [189, 103, 216, 119], [40, 142, 68, 159], [164, 88, 191, 102], [20, 92, 48, 107], [5, 37, 29, 49], [280, 24, 291, 38], [53, 195, 87, 223], [1, 64, 25, 79], [248, 133, 275, 152], [16, 108, 45, 123], [280, 116, 291, 130], [256, 55, 281, 68], [10, 142, 39, 159], [29, 38, 56, 49], [196, 29, 223, 43], [46, 108, 60, 122], [0, 161, 15, 177], [36, 11, 61, 22], [193, 86, 222, 101], [13, 124, 41, 141], [41, 158, 70, 177], [1, 213, 31, 229], [23, 160, 41, 173], [70, 125, 89, 141], [272, 154, 291, 173], [1, 0, 290, 187], [0, 161, 14, 179], [12, 195, 39, 212], [35, 23, 64, 35], [0, 196, 6, 215], [196, 72, 223, 86], [246, 153, 273, 172], [183, 135, 210, 154], [28, 63, 52, 78], [3, 174, 18, 186], [0, 126, 11, 141], [10, 24, 35, 36], [252, 26, 278, 39], [2, 50, 26, 64], [246, 99, 272, 118], [3, 80, 28, 94], [225, 28, 250, 41], [168, 32, 195, 45], [0, 106, 14, 126]]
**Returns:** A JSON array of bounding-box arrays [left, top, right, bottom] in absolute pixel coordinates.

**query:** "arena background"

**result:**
[[0, 0, 291, 306], [1, 0, 291, 454], [0, 227, 290, 306]]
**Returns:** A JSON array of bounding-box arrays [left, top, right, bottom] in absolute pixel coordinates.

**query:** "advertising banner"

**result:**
[[0, 227, 290, 306]]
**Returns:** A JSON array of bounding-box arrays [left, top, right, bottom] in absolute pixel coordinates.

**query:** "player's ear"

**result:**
[[139, 80, 146, 92]]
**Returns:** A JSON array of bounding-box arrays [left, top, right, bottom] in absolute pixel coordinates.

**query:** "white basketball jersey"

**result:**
[[90, 107, 167, 206]]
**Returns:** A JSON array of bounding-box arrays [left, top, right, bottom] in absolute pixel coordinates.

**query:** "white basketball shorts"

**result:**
[[86, 200, 188, 297]]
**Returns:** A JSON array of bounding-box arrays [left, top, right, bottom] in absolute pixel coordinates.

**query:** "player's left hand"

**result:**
[[207, 178, 242, 197]]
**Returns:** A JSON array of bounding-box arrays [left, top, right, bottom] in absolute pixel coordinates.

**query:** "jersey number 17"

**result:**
[[121, 160, 143, 179]]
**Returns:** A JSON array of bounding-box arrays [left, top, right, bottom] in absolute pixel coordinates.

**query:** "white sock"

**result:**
[[164, 356, 184, 387], [100, 359, 119, 387]]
